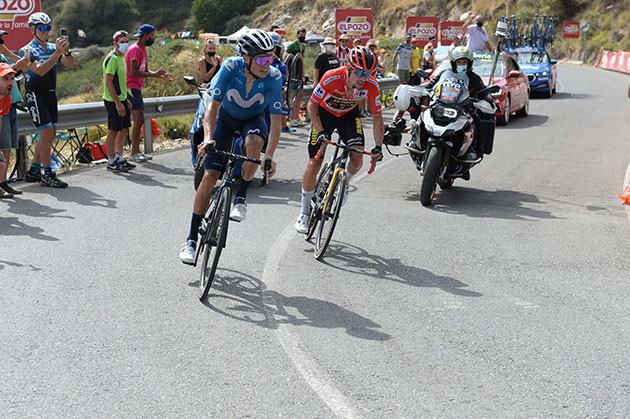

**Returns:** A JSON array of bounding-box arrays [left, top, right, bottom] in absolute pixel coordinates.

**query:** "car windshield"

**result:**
[[517, 52, 548, 64], [472, 53, 504, 77]]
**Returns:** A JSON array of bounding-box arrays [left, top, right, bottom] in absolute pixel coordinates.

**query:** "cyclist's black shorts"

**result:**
[[308, 105, 364, 159]]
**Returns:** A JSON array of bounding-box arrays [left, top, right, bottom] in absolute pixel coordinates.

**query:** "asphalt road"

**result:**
[[2, 64, 630, 418]]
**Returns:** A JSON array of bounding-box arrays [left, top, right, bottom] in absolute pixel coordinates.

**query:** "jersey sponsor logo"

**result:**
[[273, 101, 282, 110], [353, 90, 367, 99], [337, 17, 372, 35], [322, 75, 341, 86], [375, 95, 381, 107], [224, 58, 237, 71], [270, 69, 283, 80], [314, 85, 325, 98], [226, 89, 264, 108], [325, 96, 359, 111], [212, 88, 222, 97]]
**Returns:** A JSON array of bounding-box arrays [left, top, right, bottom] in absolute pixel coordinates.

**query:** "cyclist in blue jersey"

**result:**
[[180, 29, 284, 264], [19, 12, 75, 188]]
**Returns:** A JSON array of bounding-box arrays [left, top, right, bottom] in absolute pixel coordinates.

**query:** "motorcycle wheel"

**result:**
[[420, 147, 443, 206], [438, 178, 454, 189]]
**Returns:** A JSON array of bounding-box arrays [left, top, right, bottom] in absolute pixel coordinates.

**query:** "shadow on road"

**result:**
[[115, 171, 177, 190], [0, 259, 41, 272], [542, 91, 593, 100], [6, 198, 74, 219], [500, 114, 549, 130], [245, 178, 302, 207], [190, 268, 390, 341], [27, 186, 117, 208], [407, 187, 560, 221], [141, 161, 193, 177], [0, 216, 59, 241], [318, 242, 482, 298]]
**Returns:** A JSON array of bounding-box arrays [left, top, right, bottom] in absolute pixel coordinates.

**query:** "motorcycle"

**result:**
[[389, 71, 499, 206]]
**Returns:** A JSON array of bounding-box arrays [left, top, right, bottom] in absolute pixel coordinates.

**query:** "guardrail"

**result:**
[[15, 77, 400, 175]]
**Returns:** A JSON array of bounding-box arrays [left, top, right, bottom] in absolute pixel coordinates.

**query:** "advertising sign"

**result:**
[[335, 9, 374, 45], [440, 21, 464, 46], [406, 17, 439, 48], [0, 0, 40, 50], [563, 21, 580, 39]]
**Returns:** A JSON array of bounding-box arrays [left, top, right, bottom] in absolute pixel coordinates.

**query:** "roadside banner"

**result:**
[[0, 0, 40, 51], [335, 9, 374, 45], [406, 16, 439, 48], [440, 21, 464, 46], [563, 21, 580, 39], [597, 50, 630, 74]]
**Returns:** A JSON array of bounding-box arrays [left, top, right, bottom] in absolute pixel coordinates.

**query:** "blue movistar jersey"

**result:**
[[210, 56, 283, 121], [19, 40, 59, 92]]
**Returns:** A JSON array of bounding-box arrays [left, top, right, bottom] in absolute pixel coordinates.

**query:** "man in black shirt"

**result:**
[[313, 37, 340, 85]]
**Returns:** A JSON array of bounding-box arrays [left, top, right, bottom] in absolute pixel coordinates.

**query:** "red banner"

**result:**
[[335, 9, 374, 45], [440, 21, 464, 46], [0, 0, 40, 51], [563, 21, 580, 39], [597, 50, 630, 74], [406, 16, 439, 48]]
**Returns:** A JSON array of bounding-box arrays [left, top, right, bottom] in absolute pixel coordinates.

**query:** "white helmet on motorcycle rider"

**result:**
[[450, 46, 474, 74], [393, 84, 413, 112]]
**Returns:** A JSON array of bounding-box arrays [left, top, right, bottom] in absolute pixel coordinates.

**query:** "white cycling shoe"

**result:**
[[179, 240, 196, 265], [295, 213, 310, 234], [230, 198, 247, 222]]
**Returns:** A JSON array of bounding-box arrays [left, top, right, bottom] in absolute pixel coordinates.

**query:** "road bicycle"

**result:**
[[381, 88, 395, 108], [304, 137, 377, 259], [285, 52, 303, 109], [193, 132, 271, 301]]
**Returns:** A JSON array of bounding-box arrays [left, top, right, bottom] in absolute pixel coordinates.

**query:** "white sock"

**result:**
[[115, 152, 123, 161], [301, 188, 314, 215], [107, 155, 116, 164], [346, 170, 356, 185]]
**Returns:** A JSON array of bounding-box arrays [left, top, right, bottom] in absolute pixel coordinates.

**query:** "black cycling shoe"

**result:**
[[41, 173, 68, 188], [25, 171, 42, 182]]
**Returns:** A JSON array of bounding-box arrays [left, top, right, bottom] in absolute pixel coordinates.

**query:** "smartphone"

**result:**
[[23, 46, 31, 62], [59, 28, 69, 38]]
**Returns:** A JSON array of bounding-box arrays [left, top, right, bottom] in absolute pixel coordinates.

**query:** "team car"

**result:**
[[513, 47, 558, 98]]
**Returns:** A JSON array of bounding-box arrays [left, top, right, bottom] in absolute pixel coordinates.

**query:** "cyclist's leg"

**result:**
[[339, 108, 365, 179], [235, 114, 269, 201]]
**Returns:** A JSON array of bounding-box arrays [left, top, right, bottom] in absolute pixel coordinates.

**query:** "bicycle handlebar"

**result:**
[[203, 142, 262, 165], [315, 138, 378, 174]]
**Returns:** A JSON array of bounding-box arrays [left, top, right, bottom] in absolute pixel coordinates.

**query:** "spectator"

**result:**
[[268, 31, 293, 133], [391, 32, 413, 85], [19, 12, 75, 188], [333, 34, 350, 66], [449, 33, 466, 52], [0, 31, 28, 195], [0, 63, 17, 198], [285, 26, 307, 127], [125, 24, 173, 162], [422, 42, 435, 70], [352, 38, 361, 48], [409, 38, 421, 84], [463, 14, 492, 52], [198, 38, 222, 87], [367, 41, 384, 76], [269, 25, 280, 32], [313, 37, 339, 85], [377, 48, 388, 76], [103, 30, 135, 173]]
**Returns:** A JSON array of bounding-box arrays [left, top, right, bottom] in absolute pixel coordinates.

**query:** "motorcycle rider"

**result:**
[[408, 46, 487, 158]]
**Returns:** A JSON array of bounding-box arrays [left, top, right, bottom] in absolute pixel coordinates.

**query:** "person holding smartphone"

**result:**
[[19, 12, 75, 188]]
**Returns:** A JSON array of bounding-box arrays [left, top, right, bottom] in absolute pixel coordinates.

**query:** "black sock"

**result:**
[[187, 213, 204, 242], [43, 166, 53, 178], [236, 179, 251, 199]]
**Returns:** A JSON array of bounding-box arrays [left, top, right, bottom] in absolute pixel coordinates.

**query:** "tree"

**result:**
[[192, 0, 269, 34]]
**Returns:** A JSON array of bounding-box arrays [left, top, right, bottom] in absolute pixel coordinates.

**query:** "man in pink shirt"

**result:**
[[125, 24, 172, 162]]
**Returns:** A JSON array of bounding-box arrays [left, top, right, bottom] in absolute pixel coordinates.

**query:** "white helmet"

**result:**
[[238, 29, 274, 57], [393, 84, 413, 111], [28, 12, 51, 27]]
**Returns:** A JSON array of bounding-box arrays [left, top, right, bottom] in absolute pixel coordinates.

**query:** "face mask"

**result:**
[[118, 42, 129, 53], [476, 21, 484, 27], [325, 45, 334, 52], [456, 65, 468, 74], [207, 51, 215, 57], [145, 38, 155, 47], [298, 36, 306, 43]]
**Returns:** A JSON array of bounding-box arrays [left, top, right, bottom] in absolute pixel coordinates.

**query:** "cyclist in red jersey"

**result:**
[[295, 46, 384, 233]]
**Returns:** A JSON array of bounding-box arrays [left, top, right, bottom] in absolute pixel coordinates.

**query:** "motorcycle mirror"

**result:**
[[480, 85, 501, 96], [184, 76, 197, 87]]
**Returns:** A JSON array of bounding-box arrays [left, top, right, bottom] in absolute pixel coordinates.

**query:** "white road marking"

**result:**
[[503, 294, 539, 308], [261, 157, 400, 419]]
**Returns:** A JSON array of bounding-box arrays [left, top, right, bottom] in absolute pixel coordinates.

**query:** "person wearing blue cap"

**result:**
[[125, 24, 172, 162]]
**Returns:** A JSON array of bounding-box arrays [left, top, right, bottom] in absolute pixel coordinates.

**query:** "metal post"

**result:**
[[16, 135, 27, 178], [143, 119, 153, 153], [583, 31, 587, 64]]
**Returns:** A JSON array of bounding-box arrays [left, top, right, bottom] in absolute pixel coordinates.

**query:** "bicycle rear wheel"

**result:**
[[286, 53, 303, 109], [314, 170, 346, 259], [305, 161, 330, 241], [199, 186, 231, 301]]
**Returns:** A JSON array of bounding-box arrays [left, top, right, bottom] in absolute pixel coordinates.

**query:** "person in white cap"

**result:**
[[313, 37, 340, 85]]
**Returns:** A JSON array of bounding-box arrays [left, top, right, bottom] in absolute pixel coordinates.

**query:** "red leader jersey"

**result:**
[[310, 66, 382, 117]]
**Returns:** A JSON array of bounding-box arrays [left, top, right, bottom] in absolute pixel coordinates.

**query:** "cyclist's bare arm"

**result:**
[[200, 99, 220, 157], [307, 100, 325, 136], [264, 114, 283, 177], [372, 112, 385, 148]]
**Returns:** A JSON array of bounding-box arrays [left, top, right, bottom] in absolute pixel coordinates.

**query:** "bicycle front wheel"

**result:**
[[314, 170, 346, 260], [305, 161, 330, 241], [199, 186, 231, 301]]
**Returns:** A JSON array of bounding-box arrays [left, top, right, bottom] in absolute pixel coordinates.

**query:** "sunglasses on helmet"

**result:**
[[255, 55, 274, 66], [353, 68, 373, 78], [37, 25, 52, 32]]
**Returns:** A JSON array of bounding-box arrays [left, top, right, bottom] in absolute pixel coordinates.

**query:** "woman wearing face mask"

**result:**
[[313, 37, 339, 85], [198, 38, 222, 87]]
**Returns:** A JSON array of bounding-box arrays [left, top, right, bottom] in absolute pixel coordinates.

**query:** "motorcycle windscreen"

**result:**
[[433, 71, 470, 104]]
